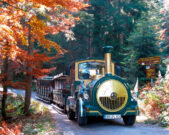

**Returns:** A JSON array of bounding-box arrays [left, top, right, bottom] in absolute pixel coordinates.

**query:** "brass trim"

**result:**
[[124, 110, 136, 115], [75, 59, 115, 82], [112, 63, 115, 75], [96, 79, 128, 112], [105, 53, 112, 74], [86, 110, 102, 116]]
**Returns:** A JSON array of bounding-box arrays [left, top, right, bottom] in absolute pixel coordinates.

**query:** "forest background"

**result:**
[[36, 0, 169, 85], [1, 0, 169, 87], [0, 0, 169, 132]]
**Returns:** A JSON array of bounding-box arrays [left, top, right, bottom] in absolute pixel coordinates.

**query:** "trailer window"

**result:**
[[78, 62, 105, 79]]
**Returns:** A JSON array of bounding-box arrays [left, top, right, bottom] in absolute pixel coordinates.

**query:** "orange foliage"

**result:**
[[0, 0, 89, 57], [0, 0, 89, 88], [0, 0, 89, 54], [0, 121, 22, 135]]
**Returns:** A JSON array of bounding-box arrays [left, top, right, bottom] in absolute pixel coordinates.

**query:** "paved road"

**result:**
[[10, 89, 169, 135], [49, 105, 169, 135]]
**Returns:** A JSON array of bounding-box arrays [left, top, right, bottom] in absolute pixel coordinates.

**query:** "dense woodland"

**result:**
[[1, 0, 169, 85], [46, 0, 168, 84], [0, 0, 169, 132]]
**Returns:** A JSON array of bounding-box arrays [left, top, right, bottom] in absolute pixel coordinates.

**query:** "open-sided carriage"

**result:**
[[36, 76, 54, 102], [36, 73, 70, 108]]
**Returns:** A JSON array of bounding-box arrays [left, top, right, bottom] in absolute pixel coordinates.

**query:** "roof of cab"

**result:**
[[72, 57, 115, 64]]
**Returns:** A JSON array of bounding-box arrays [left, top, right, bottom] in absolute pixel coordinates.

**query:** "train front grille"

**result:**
[[99, 97, 125, 110]]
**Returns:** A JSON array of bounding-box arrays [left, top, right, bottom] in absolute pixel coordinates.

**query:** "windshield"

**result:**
[[78, 62, 105, 79]]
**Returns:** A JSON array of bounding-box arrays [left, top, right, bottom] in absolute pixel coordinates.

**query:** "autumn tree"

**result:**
[[0, 0, 89, 115], [0, 7, 26, 119]]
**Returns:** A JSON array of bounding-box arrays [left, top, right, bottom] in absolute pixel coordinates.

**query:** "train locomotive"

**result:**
[[36, 46, 139, 126]]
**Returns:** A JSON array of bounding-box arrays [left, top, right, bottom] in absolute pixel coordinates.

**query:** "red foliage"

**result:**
[[0, 121, 22, 135], [0, 0, 89, 90]]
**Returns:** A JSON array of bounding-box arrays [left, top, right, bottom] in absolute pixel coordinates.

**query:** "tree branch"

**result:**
[[0, 0, 23, 11]]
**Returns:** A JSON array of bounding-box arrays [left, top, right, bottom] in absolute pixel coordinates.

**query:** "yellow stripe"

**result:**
[[124, 110, 136, 115], [86, 111, 102, 116]]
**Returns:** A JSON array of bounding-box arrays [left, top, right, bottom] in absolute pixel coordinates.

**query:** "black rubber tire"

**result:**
[[67, 109, 75, 120], [63, 105, 67, 114], [123, 115, 136, 126], [63, 99, 68, 113], [66, 101, 75, 120], [50, 99, 53, 104], [77, 104, 87, 126]]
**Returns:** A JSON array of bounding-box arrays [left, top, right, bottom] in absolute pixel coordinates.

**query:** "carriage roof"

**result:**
[[37, 73, 68, 81], [37, 76, 54, 80]]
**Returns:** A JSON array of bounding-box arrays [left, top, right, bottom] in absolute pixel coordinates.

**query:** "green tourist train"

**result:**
[[36, 46, 139, 126]]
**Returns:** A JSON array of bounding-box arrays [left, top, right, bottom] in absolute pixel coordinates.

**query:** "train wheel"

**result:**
[[67, 108, 75, 120], [50, 99, 53, 104], [63, 106, 67, 113], [123, 115, 136, 126], [77, 104, 87, 126], [66, 101, 75, 120]]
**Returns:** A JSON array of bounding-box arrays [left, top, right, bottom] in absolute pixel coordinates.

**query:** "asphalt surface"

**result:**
[[8, 89, 169, 135]]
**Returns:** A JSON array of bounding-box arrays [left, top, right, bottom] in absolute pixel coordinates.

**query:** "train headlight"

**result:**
[[83, 92, 89, 100]]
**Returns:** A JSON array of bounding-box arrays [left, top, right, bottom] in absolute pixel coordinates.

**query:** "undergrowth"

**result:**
[[0, 93, 58, 135], [138, 81, 169, 128]]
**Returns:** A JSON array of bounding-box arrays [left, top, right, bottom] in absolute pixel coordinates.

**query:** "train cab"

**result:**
[[36, 46, 138, 126], [74, 59, 115, 84], [66, 47, 138, 126]]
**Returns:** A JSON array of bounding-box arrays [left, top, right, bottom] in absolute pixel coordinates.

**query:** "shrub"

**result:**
[[138, 80, 169, 127]]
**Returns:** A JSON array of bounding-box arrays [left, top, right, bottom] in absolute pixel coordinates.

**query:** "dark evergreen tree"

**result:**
[[37, 0, 148, 75], [89, 0, 147, 63], [161, 11, 169, 56], [125, 11, 161, 84]]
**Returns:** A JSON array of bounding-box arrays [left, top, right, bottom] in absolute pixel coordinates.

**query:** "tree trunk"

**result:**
[[89, 29, 92, 57], [1, 55, 9, 120], [24, 25, 33, 114]]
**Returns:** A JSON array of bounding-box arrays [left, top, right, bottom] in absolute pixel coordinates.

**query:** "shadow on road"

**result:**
[[50, 103, 125, 128]]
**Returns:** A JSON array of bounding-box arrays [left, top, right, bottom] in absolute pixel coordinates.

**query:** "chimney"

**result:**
[[103, 46, 113, 75]]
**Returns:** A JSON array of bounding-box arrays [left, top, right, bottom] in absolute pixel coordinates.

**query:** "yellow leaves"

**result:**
[[0, 8, 25, 45], [36, 37, 66, 54], [22, 38, 29, 46], [0, 0, 88, 62], [0, 25, 16, 45], [0, 25, 13, 35], [47, 48, 50, 51], [28, 15, 47, 36], [0, 9, 26, 61], [27, 15, 67, 54]]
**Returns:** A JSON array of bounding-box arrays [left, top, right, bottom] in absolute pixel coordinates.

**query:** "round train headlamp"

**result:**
[[97, 79, 128, 112], [83, 92, 89, 100]]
